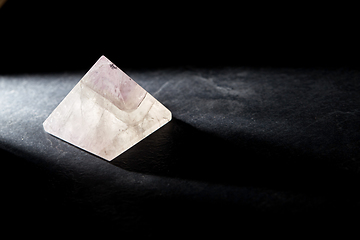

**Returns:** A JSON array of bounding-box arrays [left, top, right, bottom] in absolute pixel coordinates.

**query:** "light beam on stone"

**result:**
[[43, 55, 172, 161]]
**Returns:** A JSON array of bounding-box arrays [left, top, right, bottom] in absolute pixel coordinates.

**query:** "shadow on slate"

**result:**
[[112, 118, 360, 203], [0, 148, 75, 231]]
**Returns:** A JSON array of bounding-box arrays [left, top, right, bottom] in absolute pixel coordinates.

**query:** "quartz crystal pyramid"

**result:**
[[43, 56, 172, 161]]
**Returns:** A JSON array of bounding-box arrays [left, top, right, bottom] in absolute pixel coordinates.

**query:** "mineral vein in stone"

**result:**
[[43, 56, 172, 160]]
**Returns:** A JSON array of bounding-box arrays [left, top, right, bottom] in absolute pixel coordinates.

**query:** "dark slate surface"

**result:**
[[1, 67, 360, 235]]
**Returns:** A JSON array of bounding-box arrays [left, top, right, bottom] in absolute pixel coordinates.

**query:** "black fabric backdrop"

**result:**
[[1, 0, 360, 237]]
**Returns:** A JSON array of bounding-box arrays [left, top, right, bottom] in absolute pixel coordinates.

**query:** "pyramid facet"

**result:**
[[43, 56, 172, 160]]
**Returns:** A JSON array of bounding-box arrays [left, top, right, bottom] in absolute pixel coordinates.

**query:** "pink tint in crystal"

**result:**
[[82, 56, 147, 112], [43, 56, 172, 160]]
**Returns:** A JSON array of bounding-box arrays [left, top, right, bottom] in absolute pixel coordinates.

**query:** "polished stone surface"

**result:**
[[43, 56, 171, 160]]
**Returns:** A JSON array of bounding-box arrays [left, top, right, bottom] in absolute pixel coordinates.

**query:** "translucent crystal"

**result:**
[[43, 56, 172, 160]]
